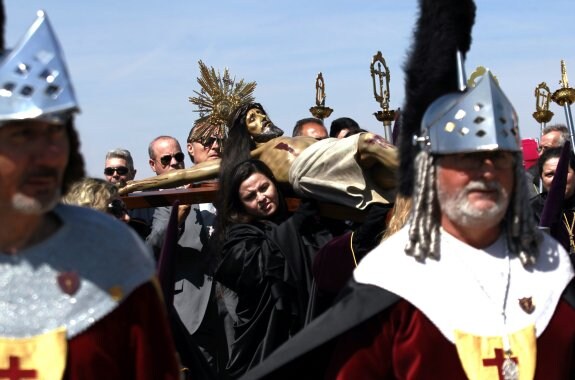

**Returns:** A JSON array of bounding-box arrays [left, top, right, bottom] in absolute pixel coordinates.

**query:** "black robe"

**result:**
[[214, 217, 332, 378], [531, 192, 575, 262]]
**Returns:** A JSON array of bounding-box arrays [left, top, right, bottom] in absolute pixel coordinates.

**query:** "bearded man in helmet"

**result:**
[[0, 8, 179, 379]]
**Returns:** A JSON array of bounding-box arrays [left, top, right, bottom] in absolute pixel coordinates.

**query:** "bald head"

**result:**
[[292, 118, 328, 139]]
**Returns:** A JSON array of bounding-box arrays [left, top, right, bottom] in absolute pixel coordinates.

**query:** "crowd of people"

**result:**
[[2, 0, 575, 379]]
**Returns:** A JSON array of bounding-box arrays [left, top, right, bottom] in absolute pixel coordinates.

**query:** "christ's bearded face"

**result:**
[[245, 108, 283, 143]]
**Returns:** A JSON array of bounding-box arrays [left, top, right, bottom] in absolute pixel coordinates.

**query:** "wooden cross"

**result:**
[[0, 356, 37, 380]]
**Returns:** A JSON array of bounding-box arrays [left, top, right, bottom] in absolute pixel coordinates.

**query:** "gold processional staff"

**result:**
[[309, 72, 333, 120], [532, 82, 554, 136], [551, 60, 575, 148], [371, 51, 395, 142]]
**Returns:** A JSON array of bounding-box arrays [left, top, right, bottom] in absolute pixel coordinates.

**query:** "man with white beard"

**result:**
[[322, 72, 575, 378], [232, 0, 575, 376], [244, 72, 575, 380], [0, 8, 179, 378], [435, 152, 512, 236]]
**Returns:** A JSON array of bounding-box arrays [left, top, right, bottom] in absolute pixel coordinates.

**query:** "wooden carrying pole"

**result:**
[[122, 183, 368, 222]]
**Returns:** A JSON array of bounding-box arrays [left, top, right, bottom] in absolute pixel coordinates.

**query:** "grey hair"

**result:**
[[542, 124, 570, 145], [105, 148, 135, 171], [405, 152, 441, 261], [405, 150, 540, 267]]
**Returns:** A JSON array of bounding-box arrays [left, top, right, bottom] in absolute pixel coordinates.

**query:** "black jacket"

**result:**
[[531, 192, 575, 256], [214, 214, 333, 378]]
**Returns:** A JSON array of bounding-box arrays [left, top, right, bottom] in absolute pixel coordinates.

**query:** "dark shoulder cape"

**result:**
[[241, 277, 575, 380], [239, 279, 400, 379], [531, 192, 575, 262]]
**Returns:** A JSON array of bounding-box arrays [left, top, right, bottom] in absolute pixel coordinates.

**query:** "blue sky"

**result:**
[[5, 1, 575, 179]]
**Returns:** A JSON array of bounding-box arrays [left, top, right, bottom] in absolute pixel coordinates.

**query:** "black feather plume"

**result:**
[[398, 0, 476, 197]]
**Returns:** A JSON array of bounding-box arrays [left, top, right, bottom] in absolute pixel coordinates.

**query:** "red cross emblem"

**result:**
[[482, 348, 518, 380], [0, 356, 37, 380]]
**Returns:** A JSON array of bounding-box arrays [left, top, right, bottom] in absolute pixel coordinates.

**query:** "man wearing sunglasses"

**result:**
[[104, 148, 137, 187], [146, 135, 189, 241], [146, 125, 229, 377], [104, 148, 153, 239], [148, 135, 186, 175], [187, 122, 224, 164], [146, 135, 189, 242]]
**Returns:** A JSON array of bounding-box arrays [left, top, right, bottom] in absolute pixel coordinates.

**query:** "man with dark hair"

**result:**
[[292, 117, 328, 139], [329, 116, 360, 138], [0, 9, 179, 378]]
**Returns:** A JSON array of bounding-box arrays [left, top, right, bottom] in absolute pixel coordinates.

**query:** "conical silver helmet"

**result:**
[[420, 71, 520, 154], [0, 10, 79, 125]]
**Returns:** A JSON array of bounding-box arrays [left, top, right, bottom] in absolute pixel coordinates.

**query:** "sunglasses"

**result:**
[[104, 166, 129, 176], [158, 152, 185, 166], [197, 136, 220, 148], [107, 199, 128, 219]]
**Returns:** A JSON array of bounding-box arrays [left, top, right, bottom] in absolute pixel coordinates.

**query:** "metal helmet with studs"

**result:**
[[418, 69, 521, 154], [0, 10, 79, 125]]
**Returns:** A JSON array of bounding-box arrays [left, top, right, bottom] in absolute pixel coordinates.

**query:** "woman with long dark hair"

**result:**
[[212, 159, 329, 378]]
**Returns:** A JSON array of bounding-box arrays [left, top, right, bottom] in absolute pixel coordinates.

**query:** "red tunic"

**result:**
[[328, 299, 575, 379], [63, 281, 180, 379]]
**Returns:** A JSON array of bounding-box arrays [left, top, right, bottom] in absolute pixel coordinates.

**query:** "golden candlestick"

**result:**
[[532, 82, 554, 125], [552, 60, 575, 106], [551, 60, 575, 148], [309, 72, 333, 120], [370, 51, 395, 141]]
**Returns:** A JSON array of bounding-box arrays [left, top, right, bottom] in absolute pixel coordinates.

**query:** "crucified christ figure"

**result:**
[[120, 103, 397, 209]]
